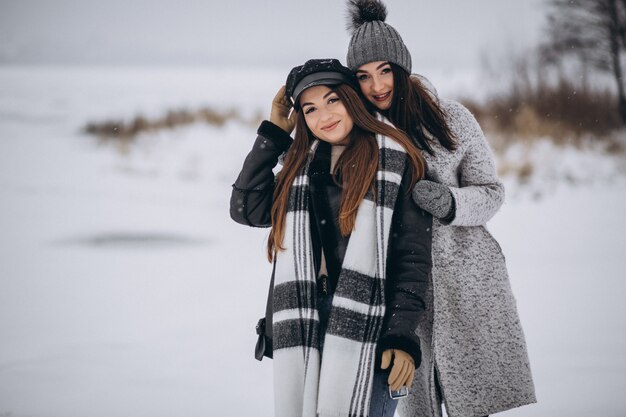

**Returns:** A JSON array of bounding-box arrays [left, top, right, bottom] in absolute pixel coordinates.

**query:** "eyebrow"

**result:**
[[300, 90, 337, 107], [355, 62, 390, 74]]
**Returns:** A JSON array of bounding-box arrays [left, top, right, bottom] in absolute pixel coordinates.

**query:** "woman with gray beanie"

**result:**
[[343, 1, 537, 416]]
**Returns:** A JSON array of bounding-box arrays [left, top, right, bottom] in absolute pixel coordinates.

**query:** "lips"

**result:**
[[321, 121, 340, 131], [373, 92, 391, 102]]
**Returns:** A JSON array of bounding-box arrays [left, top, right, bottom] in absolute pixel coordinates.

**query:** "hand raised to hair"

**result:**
[[381, 349, 415, 392], [270, 85, 296, 135]]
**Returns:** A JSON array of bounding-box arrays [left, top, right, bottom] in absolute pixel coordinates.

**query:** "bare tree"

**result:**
[[541, 0, 626, 123]]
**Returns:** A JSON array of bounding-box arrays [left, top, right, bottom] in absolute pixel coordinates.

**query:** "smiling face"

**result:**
[[355, 61, 394, 111], [299, 85, 354, 145]]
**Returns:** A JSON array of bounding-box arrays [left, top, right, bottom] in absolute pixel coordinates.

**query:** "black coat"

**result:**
[[230, 121, 432, 366]]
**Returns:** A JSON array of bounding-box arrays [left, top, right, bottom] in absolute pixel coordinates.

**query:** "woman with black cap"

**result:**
[[341, 1, 537, 417], [231, 58, 433, 417]]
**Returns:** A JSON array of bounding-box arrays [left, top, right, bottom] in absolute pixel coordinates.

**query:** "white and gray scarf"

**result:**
[[271, 132, 408, 417]]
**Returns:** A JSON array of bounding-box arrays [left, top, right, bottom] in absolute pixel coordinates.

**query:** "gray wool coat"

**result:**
[[398, 98, 536, 417]]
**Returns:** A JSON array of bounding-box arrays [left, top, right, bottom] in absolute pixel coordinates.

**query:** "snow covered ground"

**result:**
[[0, 67, 625, 417]]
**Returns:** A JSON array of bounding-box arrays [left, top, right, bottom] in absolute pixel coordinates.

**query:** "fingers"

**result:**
[[381, 350, 392, 370], [388, 358, 410, 391], [270, 85, 295, 132], [286, 108, 297, 133], [386, 349, 416, 391], [387, 352, 401, 381], [273, 85, 287, 104], [406, 366, 415, 389], [272, 85, 293, 109], [288, 108, 297, 123]]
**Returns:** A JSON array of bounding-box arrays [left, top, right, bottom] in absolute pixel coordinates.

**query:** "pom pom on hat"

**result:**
[[345, 0, 412, 73], [346, 0, 388, 32]]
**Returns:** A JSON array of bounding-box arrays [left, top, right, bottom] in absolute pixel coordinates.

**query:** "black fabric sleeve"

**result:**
[[378, 164, 433, 368], [229, 121, 293, 227]]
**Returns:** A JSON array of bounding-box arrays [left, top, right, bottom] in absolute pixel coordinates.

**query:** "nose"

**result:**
[[318, 107, 332, 122], [371, 75, 383, 92]]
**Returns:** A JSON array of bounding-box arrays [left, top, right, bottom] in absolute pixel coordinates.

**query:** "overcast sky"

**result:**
[[0, 0, 548, 71]]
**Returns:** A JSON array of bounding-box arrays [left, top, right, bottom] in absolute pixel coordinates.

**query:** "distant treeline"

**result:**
[[84, 107, 263, 140], [461, 63, 622, 142]]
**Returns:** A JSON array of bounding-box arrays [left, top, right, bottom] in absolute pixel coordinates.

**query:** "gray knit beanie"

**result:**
[[346, 0, 412, 73]]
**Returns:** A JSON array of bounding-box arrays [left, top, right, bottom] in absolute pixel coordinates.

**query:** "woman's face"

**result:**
[[355, 61, 394, 111], [299, 85, 354, 145]]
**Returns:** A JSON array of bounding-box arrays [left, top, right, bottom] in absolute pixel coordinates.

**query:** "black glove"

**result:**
[[412, 180, 455, 221]]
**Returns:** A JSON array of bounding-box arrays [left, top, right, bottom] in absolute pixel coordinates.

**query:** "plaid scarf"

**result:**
[[272, 132, 408, 417]]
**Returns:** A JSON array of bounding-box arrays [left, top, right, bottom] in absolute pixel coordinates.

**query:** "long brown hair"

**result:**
[[267, 83, 424, 261], [386, 63, 457, 154]]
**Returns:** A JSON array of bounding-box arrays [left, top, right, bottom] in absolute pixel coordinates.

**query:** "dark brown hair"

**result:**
[[386, 63, 457, 154], [267, 83, 424, 261]]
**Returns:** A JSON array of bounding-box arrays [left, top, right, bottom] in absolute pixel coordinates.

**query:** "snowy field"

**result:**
[[0, 67, 625, 417]]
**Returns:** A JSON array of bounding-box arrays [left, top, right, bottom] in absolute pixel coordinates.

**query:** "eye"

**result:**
[[357, 74, 369, 82], [381, 67, 392, 75], [304, 106, 316, 115], [328, 96, 340, 105]]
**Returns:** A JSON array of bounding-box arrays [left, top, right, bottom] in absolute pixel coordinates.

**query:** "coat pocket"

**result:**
[[482, 226, 506, 262]]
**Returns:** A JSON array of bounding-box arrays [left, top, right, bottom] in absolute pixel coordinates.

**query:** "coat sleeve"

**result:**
[[378, 165, 433, 367], [229, 121, 293, 227], [444, 101, 505, 227]]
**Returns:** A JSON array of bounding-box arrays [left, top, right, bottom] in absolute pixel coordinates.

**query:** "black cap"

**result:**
[[285, 59, 357, 108]]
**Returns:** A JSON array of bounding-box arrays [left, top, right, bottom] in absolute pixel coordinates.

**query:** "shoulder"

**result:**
[[375, 134, 414, 188], [440, 99, 481, 131], [439, 98, 485, 150], [377, 133, 407, 155]]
